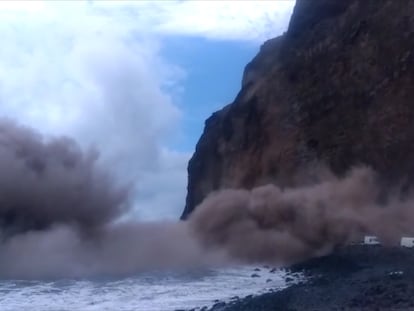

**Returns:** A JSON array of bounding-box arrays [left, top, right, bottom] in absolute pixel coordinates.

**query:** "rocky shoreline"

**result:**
[[194, 245, 414, 311]]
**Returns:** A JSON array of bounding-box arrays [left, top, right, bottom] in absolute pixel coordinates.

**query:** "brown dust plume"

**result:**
[[1, 118, 414, 279], [189, 167, 414, 265]]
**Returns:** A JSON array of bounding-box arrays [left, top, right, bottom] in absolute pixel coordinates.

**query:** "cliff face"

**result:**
[[181, 0, 414, 219]]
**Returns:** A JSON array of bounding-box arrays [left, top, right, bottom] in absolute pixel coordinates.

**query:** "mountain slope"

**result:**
[[182, 0, 414, 219]]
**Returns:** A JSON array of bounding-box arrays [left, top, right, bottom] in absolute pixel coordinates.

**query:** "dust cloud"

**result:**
[[0, 118, 413, 279], [190, 168, 414, 265], [0, 119, 225, 279]]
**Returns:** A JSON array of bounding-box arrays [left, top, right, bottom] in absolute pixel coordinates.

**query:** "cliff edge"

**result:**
[[181, 0, 414, 219]]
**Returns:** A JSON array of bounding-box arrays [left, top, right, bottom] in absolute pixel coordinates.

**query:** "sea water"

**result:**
[[0, 266, 301, 311]]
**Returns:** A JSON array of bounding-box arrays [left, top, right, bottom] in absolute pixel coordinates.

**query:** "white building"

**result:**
[[400, 237, 414, 248], [363, 236, 380, 245]]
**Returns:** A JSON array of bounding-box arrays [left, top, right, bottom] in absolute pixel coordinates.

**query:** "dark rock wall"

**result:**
[[181, 0, 414, 219]]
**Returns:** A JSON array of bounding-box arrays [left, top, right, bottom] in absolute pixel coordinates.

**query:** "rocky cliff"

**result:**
[[181, 0, 414, 219]]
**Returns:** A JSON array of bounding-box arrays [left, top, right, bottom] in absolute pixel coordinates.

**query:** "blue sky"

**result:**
[[0, 0, 295, 220], [163, 36, 261, 151]]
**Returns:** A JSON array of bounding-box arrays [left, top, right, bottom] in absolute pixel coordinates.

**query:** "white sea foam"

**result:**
[[0, 267, 303, 311]]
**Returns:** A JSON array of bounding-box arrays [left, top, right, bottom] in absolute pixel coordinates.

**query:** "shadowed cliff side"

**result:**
[[181, 0, 414, 219]]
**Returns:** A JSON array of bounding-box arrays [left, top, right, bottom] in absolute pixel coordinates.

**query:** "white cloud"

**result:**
[[132, 149, 191, 220], [0, 1, 188, 220], [0, 0, 294, 219], [152, 0, 295, 42], [88, 0, 295, 42]]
